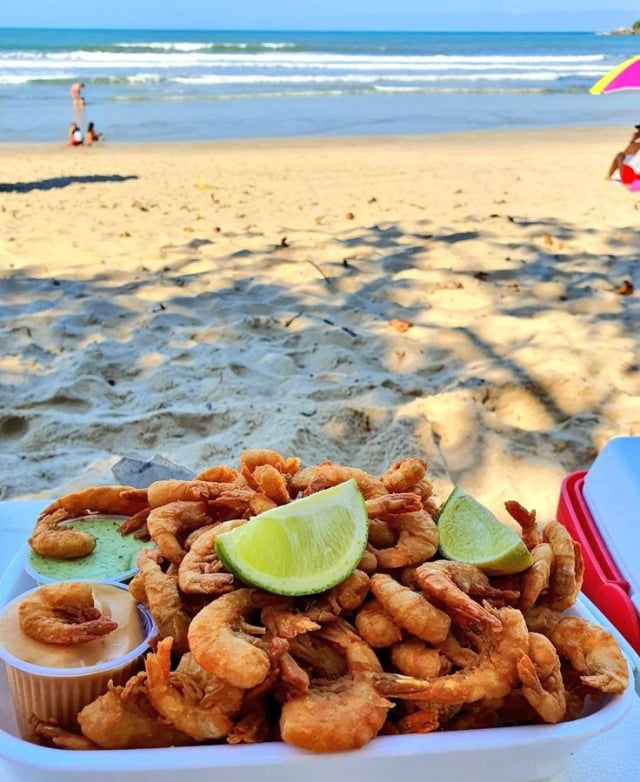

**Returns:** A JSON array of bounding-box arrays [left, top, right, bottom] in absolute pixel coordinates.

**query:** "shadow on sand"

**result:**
[[0, 174, 139, 193]]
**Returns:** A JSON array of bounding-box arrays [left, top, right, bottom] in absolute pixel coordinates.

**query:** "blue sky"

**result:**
[[1, 2, 637, 32]]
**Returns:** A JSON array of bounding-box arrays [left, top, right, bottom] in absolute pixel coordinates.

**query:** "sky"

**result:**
[[0, 1, 638, 32]]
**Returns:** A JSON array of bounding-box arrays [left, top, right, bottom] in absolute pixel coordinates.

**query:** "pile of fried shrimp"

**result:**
[[27, 450, 628, 753]]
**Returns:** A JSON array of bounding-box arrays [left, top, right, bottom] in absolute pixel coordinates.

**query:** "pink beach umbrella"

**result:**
[[590, 54, 640, 94]]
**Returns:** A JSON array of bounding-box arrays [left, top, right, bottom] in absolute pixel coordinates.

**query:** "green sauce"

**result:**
[[27, 516, 153, 582]]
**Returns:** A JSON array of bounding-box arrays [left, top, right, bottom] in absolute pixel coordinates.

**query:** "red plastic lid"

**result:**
[[557, 471, 640, 653]]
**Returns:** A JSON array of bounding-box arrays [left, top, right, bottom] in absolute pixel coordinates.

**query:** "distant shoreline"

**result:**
[[602, 27, 639, 36]]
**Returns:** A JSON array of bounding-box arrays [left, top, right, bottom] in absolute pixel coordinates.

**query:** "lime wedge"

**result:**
[[437, 485, 534, 575], [215, 479, 368, 595]]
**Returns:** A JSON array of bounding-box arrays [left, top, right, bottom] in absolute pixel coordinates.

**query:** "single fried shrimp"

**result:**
[[291, 462, 387, 499], [31, 719, 98, 750], [519, 542, 553, 613], [188, 588, 271, 689], [390, 639, 448, 679], [525, 606, 628, 693], [146, 501, 213, 564], [145, 637, 238, 741], [260, 600, 321, 639], [280, 618, 391, 752], [135, 548, 191, 653], [366, 492, 423, 518], [375, 606, 530, 705], [380, 458, 427, 493], [332, 568, 370, 612], [239, 449, 300, 488], [371, 510, 439, 569], [144, 480, 211, 508], [370, 573, 451, 644], [541, 521, 583, 610], [415, 561, 518, 632], [252, 464, 292, 505], [18, 582, 118, 645], [505, 500, 541, 551], [367, 517, 396, 549], [29, 486, 148, 559], [317, 616, 384, 674], [280, 674, 393, 752], [288, 634, 348, 679], [77, 674, 193, 749], [355, 598, 403, 649], [209, 489, 277, 518], [177, 519, 244, 595], [194, 465, 243, 483], [517, 632, 566, 723]]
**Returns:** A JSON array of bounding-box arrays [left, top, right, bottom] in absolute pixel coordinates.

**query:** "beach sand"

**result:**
[[1, 126, 639, 524]]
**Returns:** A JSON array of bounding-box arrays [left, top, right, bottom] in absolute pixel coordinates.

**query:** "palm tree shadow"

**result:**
[[0, 174, 139, 193]]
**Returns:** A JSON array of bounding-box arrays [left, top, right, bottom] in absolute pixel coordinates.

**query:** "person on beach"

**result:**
[[606, 125, 640, 180], [85, 121, 104, 145], [68, 122, 84, 146], [70, 82, 85, 122]]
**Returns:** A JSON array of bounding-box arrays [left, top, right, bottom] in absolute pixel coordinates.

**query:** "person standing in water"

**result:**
[[70, 82, 85, 122]]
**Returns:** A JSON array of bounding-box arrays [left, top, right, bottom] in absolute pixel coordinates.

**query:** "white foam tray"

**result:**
[[0, 539, 635, 782]]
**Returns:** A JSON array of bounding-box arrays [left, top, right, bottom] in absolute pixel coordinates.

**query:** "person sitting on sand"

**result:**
[[85, 121, 104, 145], [68, 122, 84, 146], [607, 125, 640, 180]]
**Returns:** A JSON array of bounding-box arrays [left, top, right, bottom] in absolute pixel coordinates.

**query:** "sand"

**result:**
[[1, 126, 639, 524]]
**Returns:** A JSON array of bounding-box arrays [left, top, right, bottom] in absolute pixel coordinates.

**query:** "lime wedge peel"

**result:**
[[437, 484, 534, 576], [215, 478, 369, 596]]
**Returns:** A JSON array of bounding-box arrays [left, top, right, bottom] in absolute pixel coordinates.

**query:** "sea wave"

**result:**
[[112, 41, 297, 52], [0, 50, 609, 70]]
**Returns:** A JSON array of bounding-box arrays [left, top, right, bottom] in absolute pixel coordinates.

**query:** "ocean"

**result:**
[[2, 27, 640, 143]]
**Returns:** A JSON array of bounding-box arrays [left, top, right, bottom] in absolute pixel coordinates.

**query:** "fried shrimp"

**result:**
[[31, 719, 98, 750], [415, 561, 518, 632], [365, 492, 423, 518], [77, 673, 193, 749], [517, 632, 566, 723], [280, 618, 392, 752], [143, 480, 211, 508], [316, 617, 384, 674], [370, 573, 451, 644], [28, 450, 631, 755], [144, 637, 238, 741], [147, 501, 213, 564], [379, 458, 427, 493], [209, 488, 277, 518], [390, 639, 448, 679], [177, 520, 244, 595], [251, 464, 292, 505], [355, 598, 404, 648], [260, 600, 321, 639], [18, 582, 118, 645], [135, 548, 191, 653], [290, 462, 387, 499], [280, 673, 393, 752], [29, 486, 148, 559], [525, 606, 628, 693], [375, 606, 530, 705], [505, 500, 541, 551], [541, 521, 584, 611], [519, 542, 553, 613], [188, 588, 271, 689], [371, 510, 439, 569], [280, 674, 393, 752]]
